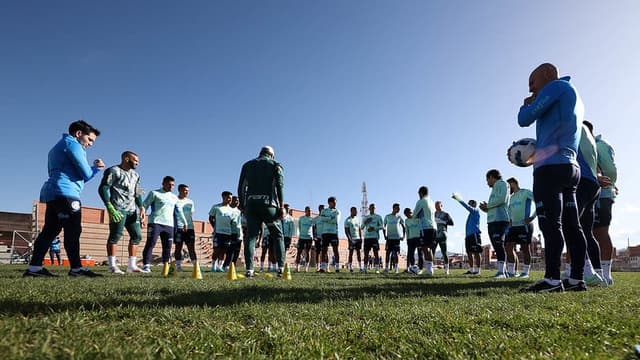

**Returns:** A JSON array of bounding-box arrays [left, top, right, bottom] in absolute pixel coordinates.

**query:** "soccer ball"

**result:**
[[507, 138, 536, 167], [409, 264, 420, 274]]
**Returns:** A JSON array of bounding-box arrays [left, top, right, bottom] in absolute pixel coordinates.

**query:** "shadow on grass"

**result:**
[[0, 277, 527, 315]]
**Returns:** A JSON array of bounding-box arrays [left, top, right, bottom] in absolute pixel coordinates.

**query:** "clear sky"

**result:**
[[1, 1, 638, 254]]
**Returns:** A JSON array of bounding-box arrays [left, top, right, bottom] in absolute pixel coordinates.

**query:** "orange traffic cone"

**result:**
[[192, 261, 203, 280], [227, 262, 238, 281]]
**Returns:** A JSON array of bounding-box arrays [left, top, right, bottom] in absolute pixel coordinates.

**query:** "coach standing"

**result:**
[[238, 146, 285, 278]]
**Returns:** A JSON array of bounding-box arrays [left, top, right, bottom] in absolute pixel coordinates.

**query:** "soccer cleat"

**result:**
[[416, 269, 424, 275], [519, 280, 564, 293], [109, 266, 125, 275], [493, 272, 508, 279], [519, 272, 530, 279], [505, 272, 519, 278], [584, 273, 607, 287], [463, 270, 474, 275], [141, 265, 152, 273], [562, 279, 587, 292], [23, 267, 57, 277], [245, 271, 254, 278], [605, 277, 614, 286], [384, 268, 389, 274], [69, 268, 103, 278], [471, 271, 480, 275], [335, 269, 340, 273], [127, 266, 144, 273]]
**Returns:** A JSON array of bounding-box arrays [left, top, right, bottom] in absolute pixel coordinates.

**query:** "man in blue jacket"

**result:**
[[25, 120, 105, 277], [518, 63, 588, 292]]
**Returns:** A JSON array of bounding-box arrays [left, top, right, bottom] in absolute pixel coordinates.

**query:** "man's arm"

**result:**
[[518, 81, 565, 127], [67, 140, 100, 181], [486, 183, 509, 209]]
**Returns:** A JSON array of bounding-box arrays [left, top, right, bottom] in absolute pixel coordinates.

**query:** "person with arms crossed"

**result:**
[[141, 176, 186, 273], [383, 203, 405, 273], [296, 206, 314, 272], [362, 203, 384, 273], [479, 169, 511, 279], [99, 151, 145, 274], [433, 201, 454, 275], [412, 186, 437, 276], [25, 120, 104, 278], [237, 146, 286, 278], [505, 177, 536, 278], [174, 184, 197, 272], [344, 206, 363, 273], [518, 63, 588, 293]]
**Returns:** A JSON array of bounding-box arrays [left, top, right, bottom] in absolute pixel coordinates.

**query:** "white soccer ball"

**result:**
[[507, 138, 536, 167], [409, 264, 420, 274]]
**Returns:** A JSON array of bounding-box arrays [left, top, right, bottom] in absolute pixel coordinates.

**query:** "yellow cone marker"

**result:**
[[162, 262, 170, 277], [283, 263, 292, 280], [236, 273, 245, 279], [227, 262, 238, 281], [192, 261, 203, 280]]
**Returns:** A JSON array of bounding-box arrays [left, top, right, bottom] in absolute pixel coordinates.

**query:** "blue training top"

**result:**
[[39, 134, 100, 202], [456, 200, 481, 237], [518, 76, 584, 169]]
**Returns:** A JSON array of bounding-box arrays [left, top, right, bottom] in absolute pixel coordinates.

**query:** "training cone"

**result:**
[[227, 263, 238, 281], [284, 263, 292, 280], [168, 261, 178, 278], [162, 262, 170, 277], [192, 261, 203, 280]]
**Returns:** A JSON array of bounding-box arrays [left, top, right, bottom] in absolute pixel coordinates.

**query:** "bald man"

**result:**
[[518, 63, 588, 293]]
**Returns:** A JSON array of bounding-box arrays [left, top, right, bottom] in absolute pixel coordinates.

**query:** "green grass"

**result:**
[[1, 265, 639, 359]]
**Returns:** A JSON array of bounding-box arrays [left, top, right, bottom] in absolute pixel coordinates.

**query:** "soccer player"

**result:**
[[25, 120, 104, 278], [282, 204, 295, 251], [383, 203, 405, 273], [361, 203, 384, 273], [403, 208, 423, 272], [296, 206, 314, 272], [452, 193, 482, 275], [258, 223, 275, 272], [479, 169, 510, 279], [506, 178, 536, 278], [593, 124, 617, 285], [174, 184, 197, 272], [433, 201, 454, 275], [141, 176, 186, 273], [344, 206, 363, 272], [237, 146, 286, 278], [518, 63, 588, 293], [226, 196, 243, 269], [208, 191, 234, 272], [49, 237, 62, 266], [320, 197, 341, 272], [99, 151, 145, 274], [412, 186, 436, 276], [312, 204, 325, 272]]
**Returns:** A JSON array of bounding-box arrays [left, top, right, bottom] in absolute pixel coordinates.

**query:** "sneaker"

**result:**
[[605, 277, 614, 286], [562, 279, 587, 292], [69, 268, 103, 277], [520, 280, 564, 293], [245, 271, 254, 278], [277, 270, 283, 278], [141, 265, 152, 273], [335, 269, 340, 273], [384, 268, 389, 274], [463, 270, 474, 275], [506, 272, 519, 278], [584, 274, 607, 287], [493, 271, 508, 279], [127, 266, 144, 273], [519, 272, 530, 279], [23, 267, 57, 277], [471, 271, 480, 275], [350, 268, 354, 273], [109, 266, 125, 274]]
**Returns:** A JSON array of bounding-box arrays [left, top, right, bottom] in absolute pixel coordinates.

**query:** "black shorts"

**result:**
[[407, 237, 421, 249], [297, 238, 312, 249], [364, 238, 379, 252], [506, 225, 532, 244], [261, 235, 271, 249], [465, 233, 482, 254], [213, 233, 233, 249], [487, 221, 509, 247], [594, 198, 614, 228], [174, 229, 195, 245], [420, 229, 436, 248], [314, 238, 322, 251], [348, 238, 362, 251], [386, 239, 401, 252], [321, 233, 339, 248], [230, 234, 242, 251], [284, 237, 292, 249]]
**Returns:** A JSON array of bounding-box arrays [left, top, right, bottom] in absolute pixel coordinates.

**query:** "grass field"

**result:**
[[1, 265, 639, 359]]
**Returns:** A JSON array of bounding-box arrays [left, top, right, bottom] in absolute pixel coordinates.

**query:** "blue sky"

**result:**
[[1, 1, 638, 254]]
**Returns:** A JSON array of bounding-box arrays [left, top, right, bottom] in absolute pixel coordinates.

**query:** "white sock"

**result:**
[[564, 263, 572, 277], [545, 278, 561, 286], [444, 264, 450, 272], [507, 262, 515, 274], [522, 264, 530, 274], [335, 263, 339, 271], [601, 260, 612, 279], [359, 262, 363, 269], [128, 256, 137, 268], [596, 268, 604, 278], [108, 256, 116, 267], [583, 259, 594, 277], [497, 261, 505, 273], [426, 261, 433, 273]]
